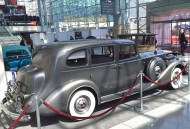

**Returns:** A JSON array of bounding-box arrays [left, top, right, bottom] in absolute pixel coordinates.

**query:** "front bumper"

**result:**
[[1, 81, 32, 122]]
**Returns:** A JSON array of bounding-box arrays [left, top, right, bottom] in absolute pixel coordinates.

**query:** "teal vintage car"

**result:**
[[2, 45, 31, 71]]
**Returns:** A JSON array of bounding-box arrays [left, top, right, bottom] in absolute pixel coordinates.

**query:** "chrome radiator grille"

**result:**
[[5, 81, 28, 112]]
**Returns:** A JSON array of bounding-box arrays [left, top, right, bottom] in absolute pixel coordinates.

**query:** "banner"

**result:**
[[101, 0, 115, 15]]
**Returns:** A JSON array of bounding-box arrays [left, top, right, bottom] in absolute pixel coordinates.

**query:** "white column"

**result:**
[[0, 45, 7, 101]]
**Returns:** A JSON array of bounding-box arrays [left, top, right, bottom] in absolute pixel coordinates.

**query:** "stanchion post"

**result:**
[[183, 62, 190, 92], [134, 70, 149, 112], [187, 62, 190, 91], [35, 96, 41, 129]]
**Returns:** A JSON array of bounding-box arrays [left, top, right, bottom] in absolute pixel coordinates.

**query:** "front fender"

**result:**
[[158, 60, 185, 83], [39, 79, 100, 116]]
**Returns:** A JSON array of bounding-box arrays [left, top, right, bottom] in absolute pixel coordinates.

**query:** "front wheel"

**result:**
[[69, 90, 96, 118], [169, 68, 183, 89]]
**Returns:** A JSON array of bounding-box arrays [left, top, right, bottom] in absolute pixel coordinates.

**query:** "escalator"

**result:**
[[0, 26, 21, 45]]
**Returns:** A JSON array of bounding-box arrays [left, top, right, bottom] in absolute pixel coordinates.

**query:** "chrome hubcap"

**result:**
[[75, 96, 90, 114], [155, 66, 161, 76], [173, 71, 180, 85]]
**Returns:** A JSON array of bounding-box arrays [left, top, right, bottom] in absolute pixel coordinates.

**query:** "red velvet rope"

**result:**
[[144, 64, 188, 86], [43, 76, 138, 120], [8, 102, 32, 129]]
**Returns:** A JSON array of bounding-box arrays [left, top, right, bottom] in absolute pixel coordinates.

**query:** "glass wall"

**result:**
[[0, 0, 39, 26], [17, 0, 38, 16], [0, 0, 157, 31], [42, 0, 157, 32]]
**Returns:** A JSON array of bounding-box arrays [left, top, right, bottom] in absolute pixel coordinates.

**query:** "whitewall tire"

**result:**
[[170, 68, 183, 89], [69, 90, 96, 117]]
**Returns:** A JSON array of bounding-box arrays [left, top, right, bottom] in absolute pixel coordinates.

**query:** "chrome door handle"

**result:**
[[112, 64, 118, 69]]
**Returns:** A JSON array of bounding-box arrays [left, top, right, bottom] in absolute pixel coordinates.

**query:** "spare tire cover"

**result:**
[[146, 57, 166, 81]]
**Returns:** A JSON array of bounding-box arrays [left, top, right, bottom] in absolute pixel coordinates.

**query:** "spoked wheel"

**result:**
[[169, 68, 183, 89], [146, 57, 166, 81], [69, 90, 96, 119], [154, 65, 162, 77]]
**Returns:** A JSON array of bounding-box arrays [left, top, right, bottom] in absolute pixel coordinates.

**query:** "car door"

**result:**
[[117, 44, 142, 93], [90, 45, 118, 96]]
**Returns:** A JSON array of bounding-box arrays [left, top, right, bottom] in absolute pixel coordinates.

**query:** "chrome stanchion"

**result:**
[[35, 96, 41, 129], [134, 70, 149, 112], [183, 62, 190, 92]]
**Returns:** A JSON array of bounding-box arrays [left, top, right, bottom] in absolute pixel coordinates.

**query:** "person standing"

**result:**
[[179, 30, 187, 56], [105, 34, 111, 39], [70, 36, 74, 40], [28, 37, 34, 52], [20, 38, 26, 46]]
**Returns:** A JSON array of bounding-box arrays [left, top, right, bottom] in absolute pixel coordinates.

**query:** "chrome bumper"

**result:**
[[1, 102, 31, 122]]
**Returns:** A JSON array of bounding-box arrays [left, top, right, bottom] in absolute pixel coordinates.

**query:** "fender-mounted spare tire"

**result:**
[[146, 57, 166, 81]]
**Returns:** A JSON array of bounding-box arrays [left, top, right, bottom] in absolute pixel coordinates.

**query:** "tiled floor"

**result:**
[[110, 53, 190, 129], [110, 93, 190, 129]]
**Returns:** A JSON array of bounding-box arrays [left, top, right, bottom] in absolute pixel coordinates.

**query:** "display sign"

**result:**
[[101, 0, 115, 15], [75, 31, 82, 39]]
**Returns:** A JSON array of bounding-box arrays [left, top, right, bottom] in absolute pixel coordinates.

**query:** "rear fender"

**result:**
[[39, 79, 100, 116]]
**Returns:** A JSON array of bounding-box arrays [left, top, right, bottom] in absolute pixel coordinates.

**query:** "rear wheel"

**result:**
[[69, 90, 96, 118], [169, 68, 183, 89]]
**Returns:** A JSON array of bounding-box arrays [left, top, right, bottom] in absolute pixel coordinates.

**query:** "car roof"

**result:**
[[38, 39, 134, 51], [2, 45, 29, 50]]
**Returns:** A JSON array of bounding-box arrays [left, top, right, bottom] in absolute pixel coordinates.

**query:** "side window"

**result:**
[[119, 44, 137, 60], [91, 46, 114, 64], [6, 50, 29, 59], [67, 50, 87, 67]]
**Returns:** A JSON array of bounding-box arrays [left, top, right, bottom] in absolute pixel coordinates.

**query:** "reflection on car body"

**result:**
[[2, 39, 186, 121]]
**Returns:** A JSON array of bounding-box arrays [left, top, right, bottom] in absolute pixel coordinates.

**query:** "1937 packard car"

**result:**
[[2, 38, 186, 121]]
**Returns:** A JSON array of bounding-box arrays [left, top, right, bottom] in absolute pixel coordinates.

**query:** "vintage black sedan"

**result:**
[[2, 39, 186, 121]]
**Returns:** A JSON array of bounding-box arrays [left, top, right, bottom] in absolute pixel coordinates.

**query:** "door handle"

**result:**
[[112, 64, 118, 69]]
